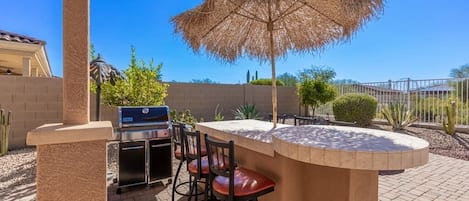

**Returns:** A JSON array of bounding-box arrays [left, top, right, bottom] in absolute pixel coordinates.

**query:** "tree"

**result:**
[[100, 47, 168, 106], [298, 65, 336, 82], [250, 78, 285, 86], [332, 79, 359, 85], [90, 44, 97, 60], [246, 70, 251, 83], [277, 72, 298, 86], [191, 78, 218, 84], [298, 78, 337, 116], [450, 64, 469, 78]]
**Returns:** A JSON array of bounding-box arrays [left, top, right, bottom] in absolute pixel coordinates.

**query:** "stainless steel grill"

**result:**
[[115, 106, 172, 192]]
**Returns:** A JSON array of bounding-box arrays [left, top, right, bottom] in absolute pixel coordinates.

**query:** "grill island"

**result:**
[[196, 120, 429, 201], [115, 106, 172, 192]]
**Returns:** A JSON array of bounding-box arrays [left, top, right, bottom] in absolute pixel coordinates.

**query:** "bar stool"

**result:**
[[184, 130, 209, 201], [204, 134, 275, 201], [171, 122, 207, 201]]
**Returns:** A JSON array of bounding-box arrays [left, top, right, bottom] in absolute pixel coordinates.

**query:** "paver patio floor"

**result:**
[[1, 151, 468, 201], [105, 153, 469, 201], [379, 153, 469, 201]]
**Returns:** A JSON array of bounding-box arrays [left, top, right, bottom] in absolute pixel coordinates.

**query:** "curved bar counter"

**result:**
[[196, 120, 429, 201]]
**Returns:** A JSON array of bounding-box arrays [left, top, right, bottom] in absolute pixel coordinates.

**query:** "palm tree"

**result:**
[[90, 54, 123, 120]]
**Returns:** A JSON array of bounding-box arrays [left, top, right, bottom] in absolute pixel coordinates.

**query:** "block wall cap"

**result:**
[[27, 121, 114, 145]]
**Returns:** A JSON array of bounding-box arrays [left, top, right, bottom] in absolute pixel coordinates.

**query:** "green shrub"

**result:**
[[170, 109, 199, 128], [250, 79, 285, 86], [233, 104, 261, 120], [214, 104, 224, 121], [381, 102, 417, 131], [333, 94, 377, 127], [411, 97, 443, 122], [100, 47, 168, 106], [297, 79, 336, 116]]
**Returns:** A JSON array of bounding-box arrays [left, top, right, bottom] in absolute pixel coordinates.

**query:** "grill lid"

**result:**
[[118, 106, 170, 128]]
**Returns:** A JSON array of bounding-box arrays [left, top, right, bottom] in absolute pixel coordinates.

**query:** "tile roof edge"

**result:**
[[0, 29, 46, 45]]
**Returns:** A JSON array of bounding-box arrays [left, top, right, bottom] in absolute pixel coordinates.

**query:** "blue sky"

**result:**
[[1, 0, 468, 83]]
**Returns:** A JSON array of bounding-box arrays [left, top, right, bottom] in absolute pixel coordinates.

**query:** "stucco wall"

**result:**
[[165, 82, 300, 121], [0, 77, 299, 149], [0, 75, 63, 149]]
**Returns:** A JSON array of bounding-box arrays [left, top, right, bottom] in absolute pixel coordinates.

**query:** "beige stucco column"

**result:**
[[63, 0, 90, 124], [27, 0, 113, 200], [22, 57, 31, 76]]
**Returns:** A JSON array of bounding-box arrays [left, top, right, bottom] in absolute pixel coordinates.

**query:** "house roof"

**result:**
[[416, 84, 453, 93], [351, 83, 402, 93], [0, 29, 46, 45]]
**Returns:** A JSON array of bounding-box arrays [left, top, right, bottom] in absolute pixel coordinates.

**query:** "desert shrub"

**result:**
[[333, 94, 377, 127], [214, 104, 224, 121], [412, 97, 443, 122], [250, 78, 285, 86], [381, 102, 417, 131], [233, 104, 261, 120], [170, 109, 199, 128]]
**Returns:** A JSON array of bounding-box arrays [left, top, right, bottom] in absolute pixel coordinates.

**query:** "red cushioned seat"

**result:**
[[188, 156, 210, 174], [188, 155, 237, 175], [212, 168, 275, 197], [174, 148, 183, 160], [175, 146, 207, 160]]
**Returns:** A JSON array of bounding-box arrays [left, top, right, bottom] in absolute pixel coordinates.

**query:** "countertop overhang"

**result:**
[[196, 120, 429, 170]]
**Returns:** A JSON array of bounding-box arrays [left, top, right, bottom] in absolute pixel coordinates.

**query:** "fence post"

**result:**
[[407, 78, 411, 109]]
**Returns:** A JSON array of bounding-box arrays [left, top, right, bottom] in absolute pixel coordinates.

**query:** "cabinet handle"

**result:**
[[151, 143, 171, 148], [121, 146, 144, 150]]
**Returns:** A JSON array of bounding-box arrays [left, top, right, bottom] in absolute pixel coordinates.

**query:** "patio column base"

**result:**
[[27, 121, 113, 201]]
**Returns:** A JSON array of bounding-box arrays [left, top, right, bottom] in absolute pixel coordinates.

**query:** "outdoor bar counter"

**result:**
[[196, 120, 429, 201]]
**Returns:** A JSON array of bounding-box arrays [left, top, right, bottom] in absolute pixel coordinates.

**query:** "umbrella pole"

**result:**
[[96, 85, 101, 121], [268, 21, 277, 128]]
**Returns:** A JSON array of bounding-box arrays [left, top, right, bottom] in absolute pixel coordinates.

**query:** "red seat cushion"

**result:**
[[212, 168, 275, 197], [174, 146, 207, 160], [174, 148, 183, 160], [188, 156, 237, 175], [188, 156, 210, 175]]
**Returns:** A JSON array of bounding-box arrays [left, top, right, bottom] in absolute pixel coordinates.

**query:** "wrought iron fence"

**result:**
[[316, 78, 469, 125]]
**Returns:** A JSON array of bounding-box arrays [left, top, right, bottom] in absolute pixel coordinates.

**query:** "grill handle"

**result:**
[[121, 146, 145, 151], [151, 143, 171, 148]]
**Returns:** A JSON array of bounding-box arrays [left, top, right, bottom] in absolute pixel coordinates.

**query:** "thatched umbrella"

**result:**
[[172, 0, 383, 127], [90, 54, 123, 120]]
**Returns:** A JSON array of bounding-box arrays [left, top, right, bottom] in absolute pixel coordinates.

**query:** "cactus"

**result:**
[[1, 109, 12, 156], [443, 101, 456, 135]]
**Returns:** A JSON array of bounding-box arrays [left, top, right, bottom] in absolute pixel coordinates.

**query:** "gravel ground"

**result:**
[[372, 124, 469, 161], [0, 148, 36, 201]]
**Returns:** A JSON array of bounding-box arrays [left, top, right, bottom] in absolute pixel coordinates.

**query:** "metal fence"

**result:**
[[316, 78, 469, 125]]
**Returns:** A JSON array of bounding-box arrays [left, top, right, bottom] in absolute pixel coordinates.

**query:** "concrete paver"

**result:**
[[107, 153, 469, 201], [379, 154, 469, 201]]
